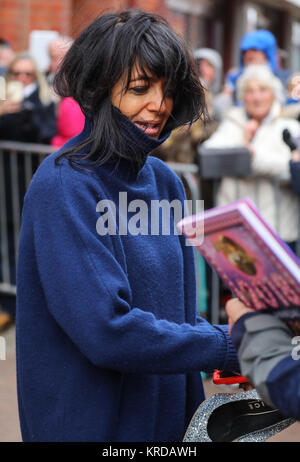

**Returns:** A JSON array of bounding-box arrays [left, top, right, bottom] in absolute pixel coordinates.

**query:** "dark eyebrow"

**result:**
[[130, 75, 150, 82]]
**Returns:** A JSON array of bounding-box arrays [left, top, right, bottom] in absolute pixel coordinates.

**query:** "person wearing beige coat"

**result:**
[[203, 65, 300, 245]]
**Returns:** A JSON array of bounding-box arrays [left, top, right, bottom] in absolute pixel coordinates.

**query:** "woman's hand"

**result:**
[[225, 298, 254, 334], [0, 99, 22, 116], [243, 119, 259, 147]]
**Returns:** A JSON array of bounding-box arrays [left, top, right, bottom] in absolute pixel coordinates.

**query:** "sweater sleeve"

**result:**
[[22, 161, 238, 375], [174, 173, 240, 373]]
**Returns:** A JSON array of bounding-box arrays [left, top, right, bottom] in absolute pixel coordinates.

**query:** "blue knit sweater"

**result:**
[[16, 113, 239, 442]]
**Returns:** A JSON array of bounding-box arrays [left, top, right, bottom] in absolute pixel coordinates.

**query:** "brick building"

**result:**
[[1, 0, 300, 74], [0, 0, 182, 52]]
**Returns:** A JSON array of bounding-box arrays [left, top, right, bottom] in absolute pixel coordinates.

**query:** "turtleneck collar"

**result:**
[[113, 106, 170, 155], [74, 107, 170, 179]]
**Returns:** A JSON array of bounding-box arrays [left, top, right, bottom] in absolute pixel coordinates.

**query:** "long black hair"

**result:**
[[54, 9, 207, 168]]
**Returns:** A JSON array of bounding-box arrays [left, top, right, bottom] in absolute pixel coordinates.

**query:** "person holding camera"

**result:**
[[0, 52, 56, 144]]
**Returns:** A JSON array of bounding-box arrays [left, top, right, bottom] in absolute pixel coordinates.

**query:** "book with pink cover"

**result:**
[[177, 197, 300, 334]]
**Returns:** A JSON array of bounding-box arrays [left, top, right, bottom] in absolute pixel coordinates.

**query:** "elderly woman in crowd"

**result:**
[[0, 52, 56, 143], [203, 64, 300, 247]]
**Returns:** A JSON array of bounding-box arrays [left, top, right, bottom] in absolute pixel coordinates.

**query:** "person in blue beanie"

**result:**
[[225, 29, 291, 104], [226, 298, 300, 421], [16, 9, 239, 443]]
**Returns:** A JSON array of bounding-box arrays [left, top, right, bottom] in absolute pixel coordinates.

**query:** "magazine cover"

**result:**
[[177, 198, 300, 334]]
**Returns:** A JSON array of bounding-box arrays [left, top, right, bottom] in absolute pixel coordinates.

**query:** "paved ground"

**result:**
[[0, 324, 21, 442], [0, 324, 299, 442]]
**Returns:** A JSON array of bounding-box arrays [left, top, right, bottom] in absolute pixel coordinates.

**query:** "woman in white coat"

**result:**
[[203, 64, 300, 246]]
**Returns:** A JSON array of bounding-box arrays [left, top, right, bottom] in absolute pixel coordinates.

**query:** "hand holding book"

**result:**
[[226, 298, 254, 333]]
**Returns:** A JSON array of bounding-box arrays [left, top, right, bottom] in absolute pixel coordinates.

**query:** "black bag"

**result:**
[[198, 146, 251, 179]]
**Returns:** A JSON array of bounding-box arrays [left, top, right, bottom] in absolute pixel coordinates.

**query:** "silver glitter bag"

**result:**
[[183, 390, 295, 442]]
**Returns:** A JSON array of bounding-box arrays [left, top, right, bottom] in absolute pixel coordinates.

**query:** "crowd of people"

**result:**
[[0, 36, 85, 147], [1, 28, 300, 213], [0, 11, 300, 442], [154, 28, 300, 248]]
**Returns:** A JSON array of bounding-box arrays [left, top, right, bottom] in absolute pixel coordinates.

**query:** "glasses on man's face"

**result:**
[[11, 71, 35, 78]]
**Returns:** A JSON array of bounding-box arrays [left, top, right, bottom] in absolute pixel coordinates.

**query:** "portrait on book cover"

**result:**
[[213, 235, 257, 276]]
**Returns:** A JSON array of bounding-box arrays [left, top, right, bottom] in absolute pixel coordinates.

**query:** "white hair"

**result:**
[[236, 64, 285, 104]]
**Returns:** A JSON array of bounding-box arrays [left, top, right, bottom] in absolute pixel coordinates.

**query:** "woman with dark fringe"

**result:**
[[16, 10, 239, 442]]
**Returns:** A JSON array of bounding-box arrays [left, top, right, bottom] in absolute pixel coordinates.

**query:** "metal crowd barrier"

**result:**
[[0, 141, 54, 297], [1, 142, 300, 325]]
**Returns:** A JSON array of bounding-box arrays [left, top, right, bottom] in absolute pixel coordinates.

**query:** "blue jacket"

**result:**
[[16, 114, 239, 442], [231, 312, 300, 420]]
